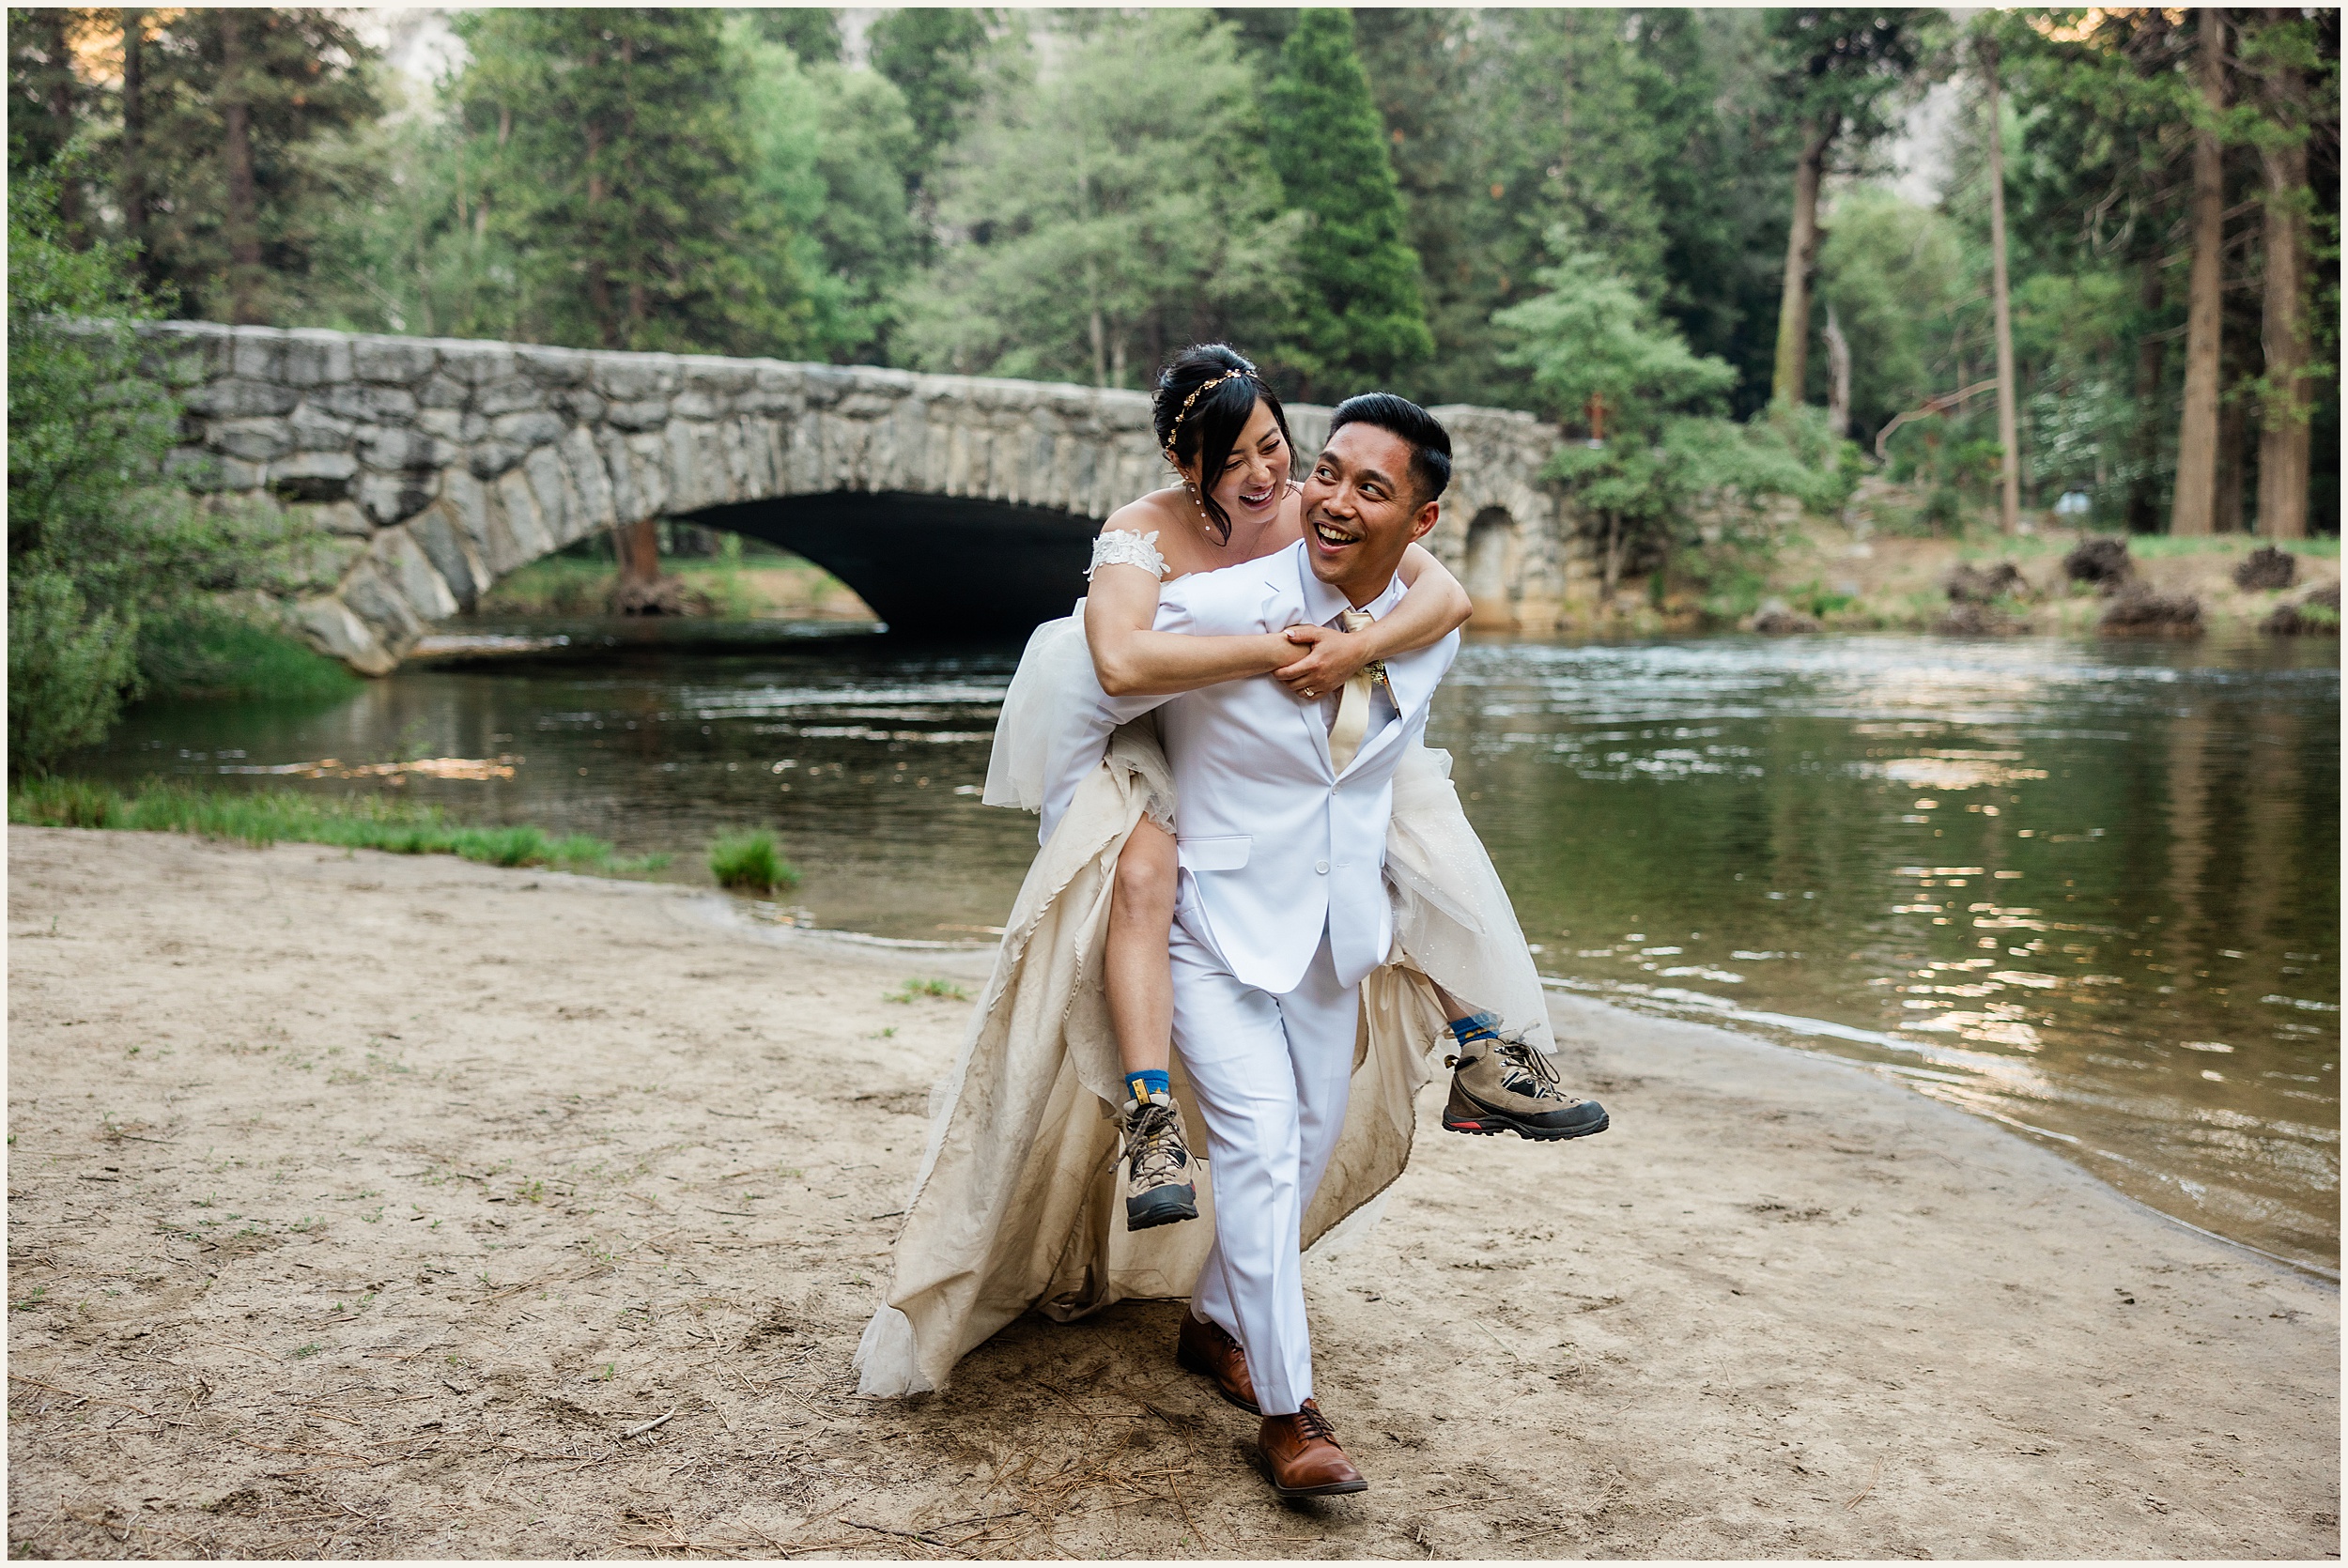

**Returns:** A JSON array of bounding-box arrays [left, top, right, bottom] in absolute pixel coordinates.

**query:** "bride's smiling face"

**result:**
[[1191, 399, 1290, 535]]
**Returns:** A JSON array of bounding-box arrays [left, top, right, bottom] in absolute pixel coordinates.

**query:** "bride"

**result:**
[[857, 346, 1605, 1399]]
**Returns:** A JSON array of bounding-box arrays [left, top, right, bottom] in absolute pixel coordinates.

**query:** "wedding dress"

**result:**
[[855, 531, 1551, 1397]]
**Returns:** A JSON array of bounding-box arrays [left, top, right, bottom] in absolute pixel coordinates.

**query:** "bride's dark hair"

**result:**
[[1151, 344, 1293, 544]]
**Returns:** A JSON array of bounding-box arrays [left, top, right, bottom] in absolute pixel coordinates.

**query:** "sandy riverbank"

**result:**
[[8, 826, 2337, 1559]]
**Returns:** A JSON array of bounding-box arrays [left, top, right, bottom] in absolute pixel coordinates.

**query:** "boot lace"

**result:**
[[1295, 1402, 1339, 1442], [1126, 1101, 1190, 1186], [1495, 1035, 1577, 1103]]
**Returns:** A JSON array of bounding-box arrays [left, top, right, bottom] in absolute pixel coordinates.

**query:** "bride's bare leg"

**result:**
[[1105, 819, 1177, 1080], [1106, 818, 1197, 1228]]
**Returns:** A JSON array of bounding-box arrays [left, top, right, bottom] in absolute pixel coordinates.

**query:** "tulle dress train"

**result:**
[[854, 603, 1549, 1397]]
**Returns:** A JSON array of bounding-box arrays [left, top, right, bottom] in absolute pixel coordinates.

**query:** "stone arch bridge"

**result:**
[[149, 322, 1579, 672]]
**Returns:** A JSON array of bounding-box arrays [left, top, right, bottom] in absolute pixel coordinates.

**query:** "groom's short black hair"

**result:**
[[1328, 392, 1451, 505]]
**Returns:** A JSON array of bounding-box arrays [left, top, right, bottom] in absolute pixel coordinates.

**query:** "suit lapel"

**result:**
[[1378, 638, 1444, 727]]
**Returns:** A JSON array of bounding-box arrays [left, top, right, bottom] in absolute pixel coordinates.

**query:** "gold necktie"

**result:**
[[1328, 609, 1377, 775]]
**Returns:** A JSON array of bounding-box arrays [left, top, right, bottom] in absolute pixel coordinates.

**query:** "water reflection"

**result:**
[[1427, 633, 2339, 1273], [75, 623, 2340, 1272]]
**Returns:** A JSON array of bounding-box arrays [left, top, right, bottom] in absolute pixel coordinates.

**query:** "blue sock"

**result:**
[[1125, 1068, 1171, 1105], [1447, 1011, 1503, 1048]]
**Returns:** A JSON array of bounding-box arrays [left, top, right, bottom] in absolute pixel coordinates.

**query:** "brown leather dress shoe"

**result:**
[[1259, 1399, 1367, 1497], [1175, 1312, 1259, 1414]]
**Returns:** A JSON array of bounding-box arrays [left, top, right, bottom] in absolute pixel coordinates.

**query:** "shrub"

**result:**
[[1498, 248, 1854, 598], [2232, 546, 2299, 592], [708, 828, 797, 892], [8, 570, 138, 772], [2098, 588, 2202, 638], [2263, 584, 2341, 637], [2063, 536, 2133, 591], [8, 168, 332, 773]]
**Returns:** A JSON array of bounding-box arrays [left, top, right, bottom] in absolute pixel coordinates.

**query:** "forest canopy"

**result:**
[[7, 6, 2340, 537]]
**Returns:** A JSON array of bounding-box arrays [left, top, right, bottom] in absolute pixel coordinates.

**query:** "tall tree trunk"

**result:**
[[119, 8, 147, 280], [2255, 35, 2311, 540], [2215, 356, 2248, 533], [584, 119, 614, 346], [1770, 118, 1835, 409], [613, 519, 662, 592], [2127, 249, 2168, 532], [618, 34, 643, 344], [1982, 33, 2023, 535], [219, 11, 265, 324], [1822, 304, 1850, 439], [2169, 9, 2229, 537], [40, 9, 85, 244]]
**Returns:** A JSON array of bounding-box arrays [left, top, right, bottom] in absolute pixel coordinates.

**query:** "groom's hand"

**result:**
[[1273, 623, 1368, 699]]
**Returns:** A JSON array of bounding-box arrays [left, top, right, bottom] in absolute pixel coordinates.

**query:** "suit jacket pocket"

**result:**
[[1175, 834, 1251, 872]]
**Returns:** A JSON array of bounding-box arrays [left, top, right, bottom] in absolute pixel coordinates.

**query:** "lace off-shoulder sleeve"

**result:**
[[1085, 529, 1167, 580]]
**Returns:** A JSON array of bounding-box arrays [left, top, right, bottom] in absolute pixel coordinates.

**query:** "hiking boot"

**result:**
[[1444, 1031, 1610, 1142], [1122, 1092, 1198, 1230]]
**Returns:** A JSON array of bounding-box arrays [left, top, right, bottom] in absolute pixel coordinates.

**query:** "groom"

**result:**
[[1098, 393, 1461, 1496]]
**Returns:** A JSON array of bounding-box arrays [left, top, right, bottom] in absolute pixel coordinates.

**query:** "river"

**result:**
[[74, 619, 2340, 1275]]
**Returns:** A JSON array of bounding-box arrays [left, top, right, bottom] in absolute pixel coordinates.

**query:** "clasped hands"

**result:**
[[1269, 623, 1373, 702]]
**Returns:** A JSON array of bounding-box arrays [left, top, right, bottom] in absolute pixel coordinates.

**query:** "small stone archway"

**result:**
[[1461, 506, 1522, 628], [144, 323, 1571, 669], [684, 491, 1099, 635]]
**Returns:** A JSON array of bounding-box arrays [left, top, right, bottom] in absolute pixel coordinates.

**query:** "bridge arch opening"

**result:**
[[1462, 506, 1521, 627], [682, 490, 1100, 638]]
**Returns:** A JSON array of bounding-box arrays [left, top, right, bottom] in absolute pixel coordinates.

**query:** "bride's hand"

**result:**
[[1272, 623, 1368, 699]]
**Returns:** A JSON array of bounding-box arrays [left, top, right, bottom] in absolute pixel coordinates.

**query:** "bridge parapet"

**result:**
[[144, 322, 1573, 669]]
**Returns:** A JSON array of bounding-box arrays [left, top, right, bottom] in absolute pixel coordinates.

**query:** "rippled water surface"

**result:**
[[80, 621, 2340, 1271]]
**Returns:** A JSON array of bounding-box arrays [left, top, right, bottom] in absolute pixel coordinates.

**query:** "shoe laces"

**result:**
[[1126, 1100, 1188, 1182], [1294, 1402, 1339, 1443], [1494, 1035, 1576, 1103]]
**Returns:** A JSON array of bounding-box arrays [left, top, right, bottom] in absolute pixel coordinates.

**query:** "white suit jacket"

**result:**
[[1096, 541, 1459, 994]]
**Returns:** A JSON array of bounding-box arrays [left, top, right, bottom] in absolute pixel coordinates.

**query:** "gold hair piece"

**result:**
[[1160, 366, 1255, 464]]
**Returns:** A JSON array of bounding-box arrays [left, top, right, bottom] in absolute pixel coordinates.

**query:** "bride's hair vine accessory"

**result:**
[[1150, 344, 1292, 546], [1159, 364, 1256, 466]]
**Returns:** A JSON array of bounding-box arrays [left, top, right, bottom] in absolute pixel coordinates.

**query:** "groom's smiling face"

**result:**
[[1300, 423, 1442, 605]]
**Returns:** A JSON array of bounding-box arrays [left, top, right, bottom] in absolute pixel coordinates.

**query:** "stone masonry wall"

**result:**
[[145, 322, 1573, 669]]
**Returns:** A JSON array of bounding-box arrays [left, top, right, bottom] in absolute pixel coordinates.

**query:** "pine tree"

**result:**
[[453, 8, 807, 356], [748, 8, 842, 66], [1762, 8, 1940, 411], [1262, 8, 1430, 396], [867, 8, 990, 190], [900, 10, 1300, 388], [6, 8, 101, 242], [125, 8, 379, 323]]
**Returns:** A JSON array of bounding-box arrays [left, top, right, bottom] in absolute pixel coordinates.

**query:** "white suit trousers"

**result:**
[[1170, 899, 1359, 1418]]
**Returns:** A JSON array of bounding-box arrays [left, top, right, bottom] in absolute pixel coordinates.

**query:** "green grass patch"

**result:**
[[886, 977, 969, 1004], [476, 556, 617, 615], [136, 610, 363, 703], [2083, 532, 2339, 561], [707, 827, 797, 892], [1789, 579, 1856, 619], [477, 541, 859, 618], [10, 778, 663, 875]]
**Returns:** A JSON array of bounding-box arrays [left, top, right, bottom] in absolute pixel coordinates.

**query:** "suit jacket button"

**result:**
[[1314, 860, 1330, 874]]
